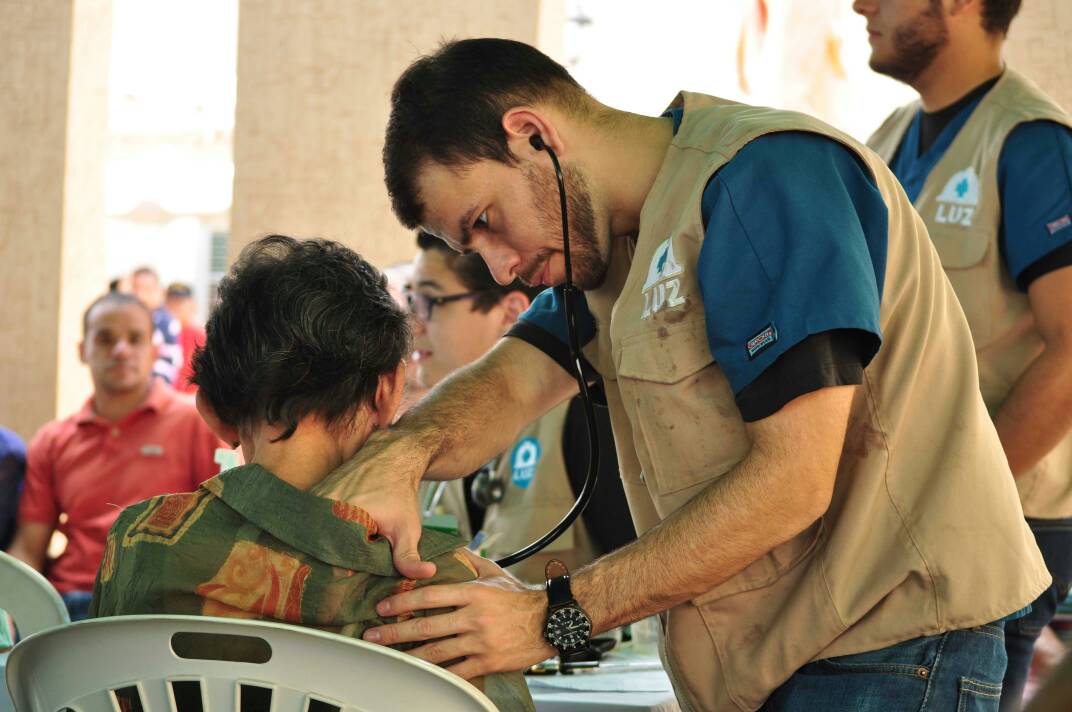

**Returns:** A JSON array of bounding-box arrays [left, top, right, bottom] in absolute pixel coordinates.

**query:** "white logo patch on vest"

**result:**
[[934, 167, 980, 227], [510, 437, 541, 489], [641, 236, 686, 319]]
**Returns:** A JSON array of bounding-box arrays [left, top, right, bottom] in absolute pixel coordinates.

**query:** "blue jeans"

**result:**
[[1001, 516, 1072, 711], [760, 624, 1007, 711], [60, 590, 93, 622]]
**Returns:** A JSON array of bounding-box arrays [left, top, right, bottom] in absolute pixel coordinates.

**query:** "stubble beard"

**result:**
[[869, 1, 948, 85], [523, 160, 609, 291]]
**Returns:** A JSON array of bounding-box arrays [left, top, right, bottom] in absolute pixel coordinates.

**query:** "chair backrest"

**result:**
[[0, 551, 68, 638], [6, 615, 498, 712]]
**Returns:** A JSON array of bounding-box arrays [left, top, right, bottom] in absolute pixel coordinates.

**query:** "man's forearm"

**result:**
[[572, 445, 832, 634], [571, 385, 850, 633], [994, 346, 1072, 476], [402, 351, 543, 480]]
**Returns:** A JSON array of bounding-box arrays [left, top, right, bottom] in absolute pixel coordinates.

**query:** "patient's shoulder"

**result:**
[[426, 547, 480, 585]]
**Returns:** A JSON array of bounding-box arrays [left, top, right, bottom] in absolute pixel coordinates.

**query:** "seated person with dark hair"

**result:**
[[91, 235, 533, 711]]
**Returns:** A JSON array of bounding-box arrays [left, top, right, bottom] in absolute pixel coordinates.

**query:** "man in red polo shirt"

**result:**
[[6, 292, 221, 620]]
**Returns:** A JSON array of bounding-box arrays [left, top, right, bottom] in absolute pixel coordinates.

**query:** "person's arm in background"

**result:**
[[0, 428, 27, 549], [994, 266, 1072, 473], [6, 427, 59, 573], [992, 121, 1072, 475], [6, 522, 52, 573]]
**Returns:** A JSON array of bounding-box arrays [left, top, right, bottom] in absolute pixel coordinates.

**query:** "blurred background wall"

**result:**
[[1, 0, 1069, 441]]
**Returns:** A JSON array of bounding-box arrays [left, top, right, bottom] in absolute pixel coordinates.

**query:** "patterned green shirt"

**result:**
[[91, 463, 534, 711]]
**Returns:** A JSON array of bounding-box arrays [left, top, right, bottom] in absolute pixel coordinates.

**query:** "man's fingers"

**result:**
[[364, 605, 469, 646], [406, 635, 473, 666], [446, 656, 492, 681], [388, 521, 437, 580], [375, 582, 471, 618]]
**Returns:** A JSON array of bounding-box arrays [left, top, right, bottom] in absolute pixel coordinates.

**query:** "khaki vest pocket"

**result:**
[[616, 320, 751, 502], [926, 224, 991, 270], [694, 518, 825, 603]]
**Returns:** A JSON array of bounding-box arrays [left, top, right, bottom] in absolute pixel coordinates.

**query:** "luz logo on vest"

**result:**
[[641, 236, 686, 319], [934, 167, 980, 227], [510, 437, 541, 489]]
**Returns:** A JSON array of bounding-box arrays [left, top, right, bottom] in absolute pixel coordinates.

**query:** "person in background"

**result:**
[[165, 282, 206, 394], [408, 232, 634, 582], [858, 1, 1072, 707], [131, 266, 183, 387], [6, 292, 221, 620], [91, 235, 533, 711], [0, 428, 26, 550], [382, 260, 429, 417]]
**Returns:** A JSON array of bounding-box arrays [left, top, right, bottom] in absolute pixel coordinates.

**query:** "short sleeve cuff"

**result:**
[[1016, 241, 1072, 290], [505, 321, 598, 381], [734, 330, 871, 421]]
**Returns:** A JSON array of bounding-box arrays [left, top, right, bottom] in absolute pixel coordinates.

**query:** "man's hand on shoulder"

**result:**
[[365, 549, 555, 679], [313, 427, 436, 580]]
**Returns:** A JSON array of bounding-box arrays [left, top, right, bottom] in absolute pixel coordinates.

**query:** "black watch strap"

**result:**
[[546, 559, 573, 607]]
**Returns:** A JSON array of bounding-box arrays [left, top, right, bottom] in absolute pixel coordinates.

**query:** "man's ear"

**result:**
[[498, 291, 532, 331], [77, 340, 87, 365], [195, 390, 240, 447], [372, 361, 407, 430], [502, 107, 565, 159]]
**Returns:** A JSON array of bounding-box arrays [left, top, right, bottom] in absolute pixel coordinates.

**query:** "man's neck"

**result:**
[[574, 108, 676, 240], [912, 39, 1004, 112], [93, 381, 153, 423]]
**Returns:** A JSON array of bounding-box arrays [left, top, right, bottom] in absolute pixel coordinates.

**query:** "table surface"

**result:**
[[527, 645, 681, 712]]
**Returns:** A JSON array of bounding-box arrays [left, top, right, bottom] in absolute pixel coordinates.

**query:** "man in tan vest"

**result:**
[[857, 1, 1072, 707], [407, 231, 635, 583], [313, 39, 1049, 710]]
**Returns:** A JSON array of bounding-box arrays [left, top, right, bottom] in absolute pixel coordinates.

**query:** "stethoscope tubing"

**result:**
[[494, 137, 601, 569]]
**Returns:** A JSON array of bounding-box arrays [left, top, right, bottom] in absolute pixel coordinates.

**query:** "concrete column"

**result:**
[[0, 0, 111, 441], [230, 0, 564, 269], [1005, 0, 1072, 109]]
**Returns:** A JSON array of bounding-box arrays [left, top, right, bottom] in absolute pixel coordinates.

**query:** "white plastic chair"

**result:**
[[0, 551, 69, 712], [6, 615, 498, 712], [0, 551, 68, 639]]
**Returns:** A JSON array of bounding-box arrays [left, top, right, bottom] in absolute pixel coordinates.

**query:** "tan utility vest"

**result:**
[[581, 92, 1049, 711], [869, 69, 1072, 518], [483, 399, 597, 583]]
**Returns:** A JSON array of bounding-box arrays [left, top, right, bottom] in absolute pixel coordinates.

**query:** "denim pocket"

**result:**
[[799, 635, 941, 679], [957, 677, 1001, 712]]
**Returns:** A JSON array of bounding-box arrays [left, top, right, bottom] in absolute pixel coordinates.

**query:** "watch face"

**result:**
[[546, 606, 592, 651]]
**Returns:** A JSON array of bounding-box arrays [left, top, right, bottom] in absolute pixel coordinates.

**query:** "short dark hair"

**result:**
[[132, 266, 159, 282], [166, 282, 194, 300], [981, 0, 1021, 34], [82, 292, 153, 336], [191, 235, 410, 441], [384, 38, 587, 229], [416, 232, 543, 310]]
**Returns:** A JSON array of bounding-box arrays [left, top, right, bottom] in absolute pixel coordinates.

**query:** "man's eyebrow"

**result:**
[[415, 279, 444, 291]]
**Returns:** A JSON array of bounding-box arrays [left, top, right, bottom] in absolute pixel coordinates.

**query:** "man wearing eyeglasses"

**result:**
[[406, 232, 635, 584]]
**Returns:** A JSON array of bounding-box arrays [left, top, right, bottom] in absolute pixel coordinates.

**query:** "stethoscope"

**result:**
[[489, 134, 603, 569]]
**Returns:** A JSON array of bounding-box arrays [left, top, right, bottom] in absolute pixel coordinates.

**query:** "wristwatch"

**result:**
[[542, 559, 593, 657]]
